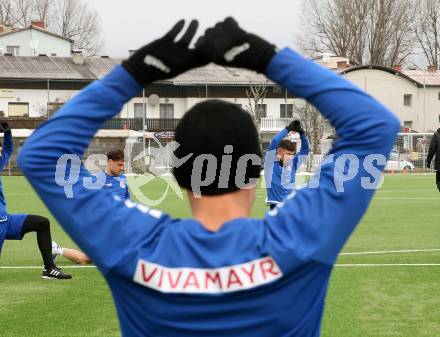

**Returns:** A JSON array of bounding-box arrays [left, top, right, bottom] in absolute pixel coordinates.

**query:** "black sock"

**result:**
[[21, 215, 55, 269]]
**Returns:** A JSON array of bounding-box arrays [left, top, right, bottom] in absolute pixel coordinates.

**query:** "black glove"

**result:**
[[122, 19, 208, 86], [287, 120, 304, 135], [196, 17, 276, 73], [0, 122, 10, 134]]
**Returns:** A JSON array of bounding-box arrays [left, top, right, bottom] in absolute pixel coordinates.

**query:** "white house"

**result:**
[[0, 54, 309, 149], [340, 65, 440, 132], [0, 22, 72, 57]]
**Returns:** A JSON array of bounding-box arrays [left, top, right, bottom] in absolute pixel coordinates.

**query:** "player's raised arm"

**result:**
[[0, 122, 13, 170], [297, 133, 310, 158], [291, 122, 310, 173], [17, 20, 208, 274], [198, 17, 400, 266], [262, 47, 400, 265]]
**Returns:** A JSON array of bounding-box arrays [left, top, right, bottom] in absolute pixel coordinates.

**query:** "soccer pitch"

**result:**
[[1, 174, 439, 337]]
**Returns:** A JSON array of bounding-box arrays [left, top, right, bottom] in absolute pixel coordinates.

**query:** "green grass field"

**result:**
[[1, 174, 440, 337]]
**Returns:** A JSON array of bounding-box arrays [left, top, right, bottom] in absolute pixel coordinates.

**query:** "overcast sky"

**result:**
[[91, 0, 303, 58]]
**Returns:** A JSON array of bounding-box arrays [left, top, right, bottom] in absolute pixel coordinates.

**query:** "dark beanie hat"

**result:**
[[173, 99, 262, 196]]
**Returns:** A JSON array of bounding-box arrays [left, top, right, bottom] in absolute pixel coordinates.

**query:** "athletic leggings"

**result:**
[[20, 215, 55, 269], [437, 171, 440, 192]]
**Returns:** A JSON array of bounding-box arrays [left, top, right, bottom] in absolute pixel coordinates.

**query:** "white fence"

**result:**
[[305, 132, 435, 173]]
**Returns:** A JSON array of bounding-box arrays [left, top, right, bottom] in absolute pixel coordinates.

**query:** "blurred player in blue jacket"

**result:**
[[0, 122, 71, 279], [265, 120, 310, 208], [52, 149, 130, 265], [18, 18, 400, 337]]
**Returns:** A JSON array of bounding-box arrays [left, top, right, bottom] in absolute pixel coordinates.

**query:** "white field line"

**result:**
[[335, 264, 440, 267], [1, 249, 439, 269], [376, 190, 433, 192], [2, 264, 440, 270], [373, 197, 440, 200], [340, 248, 440, 256], [0, 265, 96, 269]]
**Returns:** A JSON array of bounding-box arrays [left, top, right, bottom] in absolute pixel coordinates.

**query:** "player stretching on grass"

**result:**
[[18, 18, 399, 336], [265, 120, 310, 209], [52, 149, 130, 264], [0, 122, 71, 279]]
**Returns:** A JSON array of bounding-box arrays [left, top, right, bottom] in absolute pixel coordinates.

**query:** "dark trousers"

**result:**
[[437, 171, 440, 192]]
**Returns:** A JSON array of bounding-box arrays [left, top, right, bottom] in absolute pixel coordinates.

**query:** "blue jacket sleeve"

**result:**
[[297, 133, 310, 157], [262, 48, 400, 265], [290, 133, 310, 179], [0, 131, 13, 171], [17, 65, 170, 275]]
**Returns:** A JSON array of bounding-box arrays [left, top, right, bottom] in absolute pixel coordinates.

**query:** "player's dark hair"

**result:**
[[278, 139, 296, 153], [173, 99, 262, 196], [107, 149, 124, 161]]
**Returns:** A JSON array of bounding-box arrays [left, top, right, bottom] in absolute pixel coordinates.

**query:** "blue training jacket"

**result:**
[[18, 48, 400, 337], [265, 130, 310, 204], [104, 172, 130, 200], [0, 131, 13, 222]]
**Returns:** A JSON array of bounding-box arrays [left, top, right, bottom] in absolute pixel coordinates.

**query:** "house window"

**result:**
[[160, 103, 174, 119], [134, 103, 146, 119], [403, 94, 412, 106], [8, 102, 29, 117], [256, 104, 267, 118], [403, 121, 413, 130], [6, 46, 20, 56], [47, 102, 64, 117], [280, 104, 294, 118]]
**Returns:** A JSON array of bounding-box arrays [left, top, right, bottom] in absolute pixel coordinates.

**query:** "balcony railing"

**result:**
[[4, 117, 180, 133], [4, 117, 290, 133], [99, 118, 182, 132], [260, 118, 293, 131], [145, 118, 180, 132], [2, 117, 46, 129], [102, 118, 144, 130]]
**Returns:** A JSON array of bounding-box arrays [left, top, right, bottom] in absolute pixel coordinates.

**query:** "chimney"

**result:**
[[0, 25, 5, 34], [72, 50, 84, 65], [428, 65, 437, 72], [337, 61, 348, 69], [393, 64, 402, 71], [31, 21, 45, 29]]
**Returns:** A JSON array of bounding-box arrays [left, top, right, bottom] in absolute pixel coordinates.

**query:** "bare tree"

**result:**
[[413, 0, 440, 69], [298, 0, 415, 66], [2, 0, 103, 56], [12, 0, 34, 26], [0, 0, 16, 25], [33, 0, 52, 26], [293, 102, 326, 155], [245, 81, 268, 145], [51, 0, 103, 55]]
